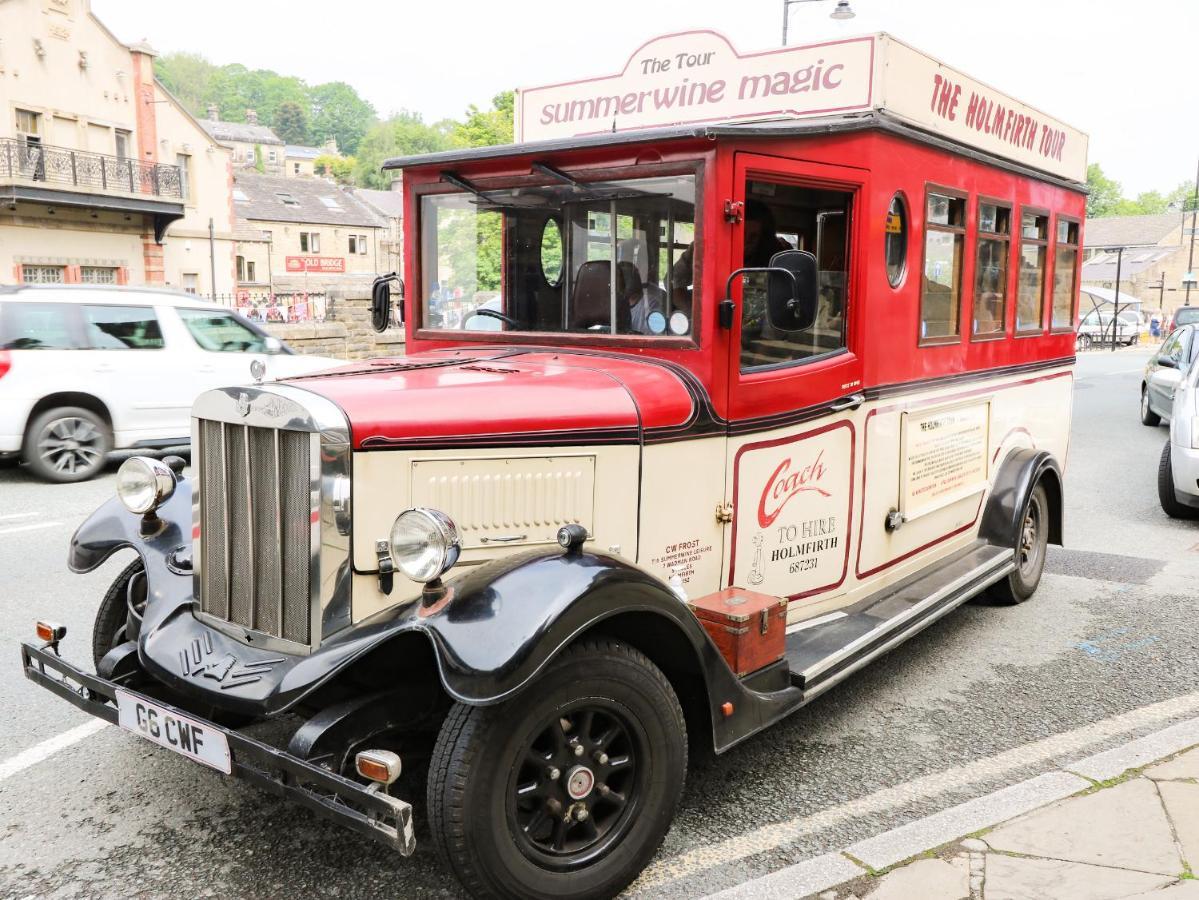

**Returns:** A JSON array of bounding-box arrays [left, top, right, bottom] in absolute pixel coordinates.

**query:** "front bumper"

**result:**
[[20, 640, 415, 856]]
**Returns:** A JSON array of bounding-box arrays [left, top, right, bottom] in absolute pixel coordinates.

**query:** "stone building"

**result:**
[[1083, 211, 1199, 314], [200, 108, 285, 177], [353, 184, 403, 276], [285, 138, 339, 178], [231, 171, 385, 299], [0, 0, 236, 293]]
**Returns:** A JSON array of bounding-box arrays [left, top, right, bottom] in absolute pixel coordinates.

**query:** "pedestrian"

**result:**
[[1150, 314, 1161, 339]]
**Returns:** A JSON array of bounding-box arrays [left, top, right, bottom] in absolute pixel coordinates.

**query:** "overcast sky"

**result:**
[[93, 0, 1198, 196]]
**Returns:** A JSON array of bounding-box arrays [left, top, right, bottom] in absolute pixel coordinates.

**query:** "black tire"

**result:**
[[1158, 442, 1199, 519], [987, 483, 1050, 605], [427, 638, 687, 900], [92, 559, 145, 668], [23, 406, 112, 483], [1141, 385, 1162, 426]]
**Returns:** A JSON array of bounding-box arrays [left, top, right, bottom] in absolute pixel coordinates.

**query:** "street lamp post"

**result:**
[[1184, 156, 1198, 307], [782, 0, 855, 46]]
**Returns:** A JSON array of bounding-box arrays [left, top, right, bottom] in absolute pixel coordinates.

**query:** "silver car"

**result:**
[[1154, 329, 1199, 517], [1142, 324, 1199, 428]]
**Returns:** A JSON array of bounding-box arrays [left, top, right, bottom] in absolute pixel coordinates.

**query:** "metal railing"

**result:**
[[0, 137, 183, 200]]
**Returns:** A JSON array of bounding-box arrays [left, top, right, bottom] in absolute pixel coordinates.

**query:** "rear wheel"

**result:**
[[1158, 442, 1199, 519], [1141, 386, 1162, 426], [23, 407, 111, 483], [987, 483, 1049, 605], [427, 638, 687, 900]]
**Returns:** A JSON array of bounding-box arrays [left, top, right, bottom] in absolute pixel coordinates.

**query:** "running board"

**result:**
[[784, 541, 1014, 700]]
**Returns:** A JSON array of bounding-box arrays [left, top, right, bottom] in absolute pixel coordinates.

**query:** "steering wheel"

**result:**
[[463, 308, 521, 329]]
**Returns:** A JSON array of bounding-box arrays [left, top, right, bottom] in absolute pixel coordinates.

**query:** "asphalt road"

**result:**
[[2, 347, 1198, 899]]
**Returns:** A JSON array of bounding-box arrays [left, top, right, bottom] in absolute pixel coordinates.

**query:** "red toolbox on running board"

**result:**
[[689, 588, 787, 676]]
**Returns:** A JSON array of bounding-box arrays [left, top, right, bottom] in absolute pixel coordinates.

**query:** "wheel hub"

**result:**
[[565, 765, 595, 800]]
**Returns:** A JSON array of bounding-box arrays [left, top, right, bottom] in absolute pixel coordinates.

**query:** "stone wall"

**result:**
[[263, 277, 406, 360]]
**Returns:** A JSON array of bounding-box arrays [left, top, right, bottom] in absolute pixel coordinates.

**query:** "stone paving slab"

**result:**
[[845, 771, 1089, 871], [984, 778, 1182, 875], [1066, 718, 1199, 781], [1122, 882, 1199, 899], [982, 855, 1174, 900], [861, 857, 968, 899], [1158, 780, 1199, 868], [1146, 746, 1199, 781]]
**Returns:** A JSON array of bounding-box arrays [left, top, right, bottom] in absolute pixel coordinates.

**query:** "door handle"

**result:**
[[829, 392, 865, 412]]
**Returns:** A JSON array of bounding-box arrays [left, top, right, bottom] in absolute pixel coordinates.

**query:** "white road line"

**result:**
[[635, 688, 1199, 889], [0, 512, 38, 522], [0, 720, 108, 783], [0, 522, 61, 537]]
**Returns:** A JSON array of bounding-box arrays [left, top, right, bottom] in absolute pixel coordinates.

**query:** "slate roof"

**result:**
[[1082, 246, 1178, 281], [285, 144, 324, 160], [201, 118, 284, 146], [1084, 213, 1182, 249], [354, 188, 404, 219], [233, 172, 385, 228]]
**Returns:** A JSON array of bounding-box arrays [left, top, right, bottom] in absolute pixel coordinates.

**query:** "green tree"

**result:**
[[155, 52, 215, 114], [452, 91, 515, 148], [253, 143, 265, 173], [1086, 164, 1122, 218], [309, 82, 376, 156], [352, 112, 456, 189], [315, 154, 356, 184], [274, 100, 309, 145]]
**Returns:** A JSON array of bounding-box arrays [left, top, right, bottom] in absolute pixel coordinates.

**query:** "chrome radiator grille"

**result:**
[[197, 419, 313, 645]]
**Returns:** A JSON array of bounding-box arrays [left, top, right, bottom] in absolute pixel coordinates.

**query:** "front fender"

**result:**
[[67, 477, 193, 576]]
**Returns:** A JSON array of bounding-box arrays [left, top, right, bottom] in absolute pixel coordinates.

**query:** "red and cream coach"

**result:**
[[22, 30, 1085, 900]]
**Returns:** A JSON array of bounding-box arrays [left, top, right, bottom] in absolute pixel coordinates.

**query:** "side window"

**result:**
[[0, 302, 79, 349], [178, 308, 270, 353], [920, 191, 966, 344], [972, 202, 1010, 338], [1160, 330, 1182, 361], [1052, 219, 1080, 330], [739, 181, 851, 371], [884, 193, 907, 287], [82, 305, 164, 350], [1016, 211, 1049, 333]]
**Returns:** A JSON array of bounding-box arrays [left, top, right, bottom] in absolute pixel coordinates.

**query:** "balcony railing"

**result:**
[[0, 137, 183, 200]]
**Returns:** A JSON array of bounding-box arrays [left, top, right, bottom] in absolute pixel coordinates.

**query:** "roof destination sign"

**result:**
[[515, 31, 1088, 183]]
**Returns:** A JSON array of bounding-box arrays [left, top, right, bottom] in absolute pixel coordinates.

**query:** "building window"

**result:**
[[268, 149, 277, 163], [300, 231, 320, 253], [233, 188, 249, 203], [246, 260, 257, 283], [277, 192, 299, 207], [15, 109, 42, 142], [80, 266, 117, 285], [920, 191, 966, 343], [1052, 219, 1080, 331], [294, 162, 300, 175], [320, 196, 343, 210], [182, 273, 199, 294], [236, 255, 246, 281], [348, 235, 358, 254], [176, 153, 191, 201], [1016, 211, 1050, 333], [972, 202, 1011, 338], [114, 129, 131, 160], [358, 234, 368, 255], [21, 265, 64, 284]]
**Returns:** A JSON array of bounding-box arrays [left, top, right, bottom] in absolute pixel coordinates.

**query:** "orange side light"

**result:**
[[721, 701, 735, 718], [356, 757, 392, 782], [36, 621, 66, 643]]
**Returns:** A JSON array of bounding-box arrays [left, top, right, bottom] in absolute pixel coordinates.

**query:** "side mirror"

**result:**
[[1159, 356, 1177, 369], [263, 336, 283, 354], [371, 273, 403, 334], [766, 249, 818, 332]]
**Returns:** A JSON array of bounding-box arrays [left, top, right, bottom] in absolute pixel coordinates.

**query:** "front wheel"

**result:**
[[93, 559, 146, 667], [1158, 442, 1199, 519], [1142, 386, 1162, 426], [987, 483, 1050, 605], [427, 638, 687, 900]]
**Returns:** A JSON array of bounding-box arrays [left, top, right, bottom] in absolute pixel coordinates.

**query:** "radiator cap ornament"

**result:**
[[250, 359, 266, 384]]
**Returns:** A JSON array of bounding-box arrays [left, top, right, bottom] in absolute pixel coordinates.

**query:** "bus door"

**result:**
[[721, 153, 865, 610]]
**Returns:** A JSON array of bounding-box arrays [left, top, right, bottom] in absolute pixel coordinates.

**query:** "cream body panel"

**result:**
[[636, 437, 727, 595], [351, 444, 639, 622]]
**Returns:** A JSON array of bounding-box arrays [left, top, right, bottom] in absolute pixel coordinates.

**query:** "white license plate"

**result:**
[[115, 689, 232, 774]]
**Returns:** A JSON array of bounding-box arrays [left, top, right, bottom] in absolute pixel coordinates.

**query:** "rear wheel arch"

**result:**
[[24, 391, 113, 436]]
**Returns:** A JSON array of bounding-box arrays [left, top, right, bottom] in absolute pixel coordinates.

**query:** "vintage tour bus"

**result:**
[[22, 31, 1086, 900]]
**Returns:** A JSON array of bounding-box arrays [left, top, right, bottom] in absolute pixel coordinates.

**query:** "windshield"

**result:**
[[1176, 307, 1199, 327], [419, 173, 697, 338]]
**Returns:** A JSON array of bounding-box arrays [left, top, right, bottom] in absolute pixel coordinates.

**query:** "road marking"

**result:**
[[0, 522, 60, 537], [636, 688, 1199, 889], [0, 720, 108, 783], [0, 512, 38, 522]]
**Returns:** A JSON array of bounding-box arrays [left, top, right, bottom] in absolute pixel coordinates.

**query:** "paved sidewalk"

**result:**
[[708, 716, 1199, 900]]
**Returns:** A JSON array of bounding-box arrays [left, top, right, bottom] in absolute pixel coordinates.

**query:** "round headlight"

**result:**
[[116, 456, 176, 515], [389, 508, 461, 584]]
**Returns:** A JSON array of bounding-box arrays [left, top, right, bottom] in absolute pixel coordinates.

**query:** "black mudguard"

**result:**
[[979, 448, 1064, 550], [67, 481, 801, 752]]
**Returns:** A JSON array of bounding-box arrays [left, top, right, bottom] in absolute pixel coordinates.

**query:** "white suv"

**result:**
[[0, 285, 342, 482]]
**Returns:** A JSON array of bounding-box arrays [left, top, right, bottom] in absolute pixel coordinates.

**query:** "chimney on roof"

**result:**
[[246, 109, 259, 125], [323, 136, 339, 156], [206, 104, 219, 120]]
